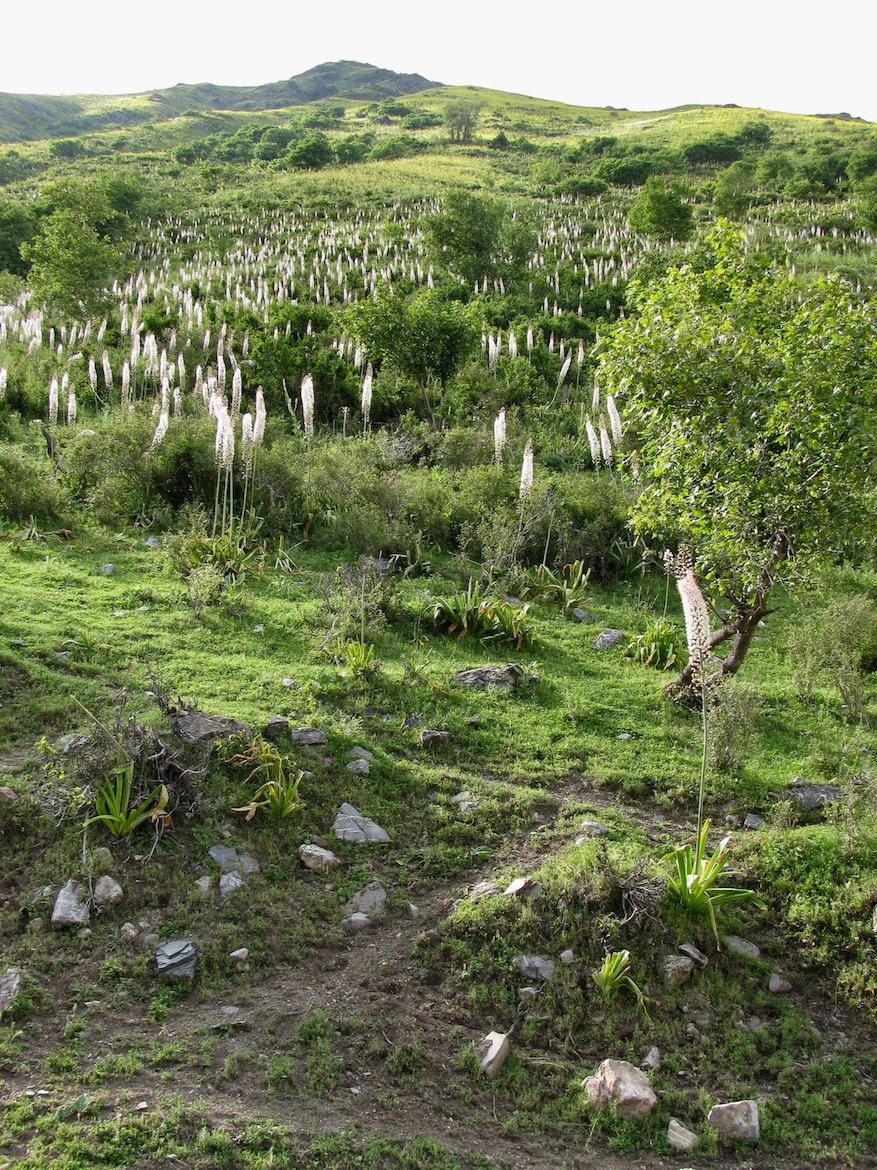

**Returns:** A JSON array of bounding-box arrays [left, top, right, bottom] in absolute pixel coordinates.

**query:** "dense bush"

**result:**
[[0, 445, 68, 522]]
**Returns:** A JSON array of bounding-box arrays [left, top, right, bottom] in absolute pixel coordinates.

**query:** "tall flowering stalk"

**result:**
[[607, 394, 623, 447], [361, 363, 373, 433], [301, 373, 315, 496], [670, 546, 713, 833], [66, 384, 77, 426], [585, 418, 601, 468], [519, 439, 534, 499], [494, 406, 507, 466], [48, 376, 59, 431]]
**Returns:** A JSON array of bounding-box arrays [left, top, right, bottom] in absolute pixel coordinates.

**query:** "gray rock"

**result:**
[[228, 947, 249, 971], [155, 939, 198, 981], [560, 949, 575, 965], [0, 968, 22, 1014], [664, 955, 696, 988], [194, 875, 213, 895], [93, 876, 123, 908], [420, 729, 450, 747], [144, 536, 162, 548], [667, 1118, 699, 1152], [99, 563, 115, 575], [404, 716, 423, 729], [264, 716, 289, 739], [641, 1046, 661, 1071], [572, 609, 598, 623], [593, 629, 625, 651], [91, 846, 114, 868], [582, 1058, 657, 1119], [452, 791, 479, 814], [723, 935, 761, 960], [346, 758, 371, 775], [743, 812, 764, 830], [171, 711, 251, 744], [469, 880, 502, 902], [769, 972, 792, 994], [708, 1099, 760, 1141], [787, 782, 844, 811], [219, 871, 245, 897], [298, 844, 340, 873], [579, 820, 611, 837], [332, 803, 390, 844], [120, 921, 138, 942], [679, 942, 708, 968], [51, 879, 90, 927], [504, 877, 543, 900], [512, 954, 555, 981], [0, 786, 18, 803], [345, 881, 387, 916], [477, 1031, 510, 1078], [454, 664, 523, 692], [208, 845, 260, 875], [347, 746, 375, 761], [342, 912, 372, 932], [289, 727, 327, 746]]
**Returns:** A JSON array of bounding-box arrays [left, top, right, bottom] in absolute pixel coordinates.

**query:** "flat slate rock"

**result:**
[[512, 953, 555, 980], [208, 845, 260, 875], [51, 879, 89, 927], [0, 968, 22, 1013], [454, 664, 523, 691], [156, 939, 198, 981], [787, 782, 844, 811], [289, 727, 327, 746], [345, 880, 387, 916], [264, 716, 290, 739], [333, 802, 390, 844], [171, 711, 251, 744], [593, 628, 625, 650]]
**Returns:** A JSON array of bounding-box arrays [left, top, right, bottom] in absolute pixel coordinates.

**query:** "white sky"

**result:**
[[2, 0, 875, 125]]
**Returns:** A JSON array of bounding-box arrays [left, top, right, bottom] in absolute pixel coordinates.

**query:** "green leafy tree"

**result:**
[[628, 176, 694, 241], [346, 287, 478, 425], [0, 200, 36, 276], [597, 223, 877, 692], [425, 191, 534, 288], [444, 98, 483, 144], [23, 180, 125, 318], [712, 160, 756, 218]]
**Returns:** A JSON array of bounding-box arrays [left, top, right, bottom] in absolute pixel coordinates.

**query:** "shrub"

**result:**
[[708, 679, 763, 773], [624, 616, 682, 671], [788, 596, 877, 718], [0, 446, 68, 522]]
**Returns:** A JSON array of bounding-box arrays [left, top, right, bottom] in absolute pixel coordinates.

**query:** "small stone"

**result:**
[[299, 844, 340, 873], [346, 758, 371, 775], [264, 716, 289, 739], [420, 729, 450, 747], [0, 786, 18, 803], [289, 727, 327, 746], [477, 1031, 510, 1078], [679, 942, 708, 968], [469, 880, 502, 902], [194, 875, 213, 895], [572, 608, 597, 623], [99, 563, 115, 575], [743, 812, 764, 830], [582, 1058, 657, 1119], [332, 803, 390, 844], [144, 536, 162, 548], [593, 629, 624, 651], [641, 1046, 661, 1071], [519, 986, 539, 1000], [723, 935, 761, 960], [51, 879, 90, 927], [347, 746, 375, 761], [120, 922, 138, 942], [155, 939, 198, 981], [56, 650, 72, 662], [579, 820, 611, 837], [617, 732, 634, 741], [408, 903, 418, 917], [281, 678, 295, 688], [664, 955, 695, 988], [208, 845, 259, 875], [769, 972, 792, 994], [454, 665, 523, 692], [345, 881, 386, 916], [219, 871, 245, 897], [512, 954, 555, 981], [504, 877, 543, 900], [252, 624, 264, 635], [91, 846, 114, 868], [403, 716, 422, 729], [27, 917, 43, 933], [229, 948, 249, 971], [171, 712, 251, 744], [0, 968, 23, 1014], [559, 949, 575, 965], [93, 876, 124, 908], [736, 1016, 762, 1032], [667, 1118, 699, 1152], [708, 1099, 760, 1141], [343, 912, 371, 932]]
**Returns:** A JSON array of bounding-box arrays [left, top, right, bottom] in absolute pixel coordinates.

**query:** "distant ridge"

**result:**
[[0, 61, 443, 143]]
